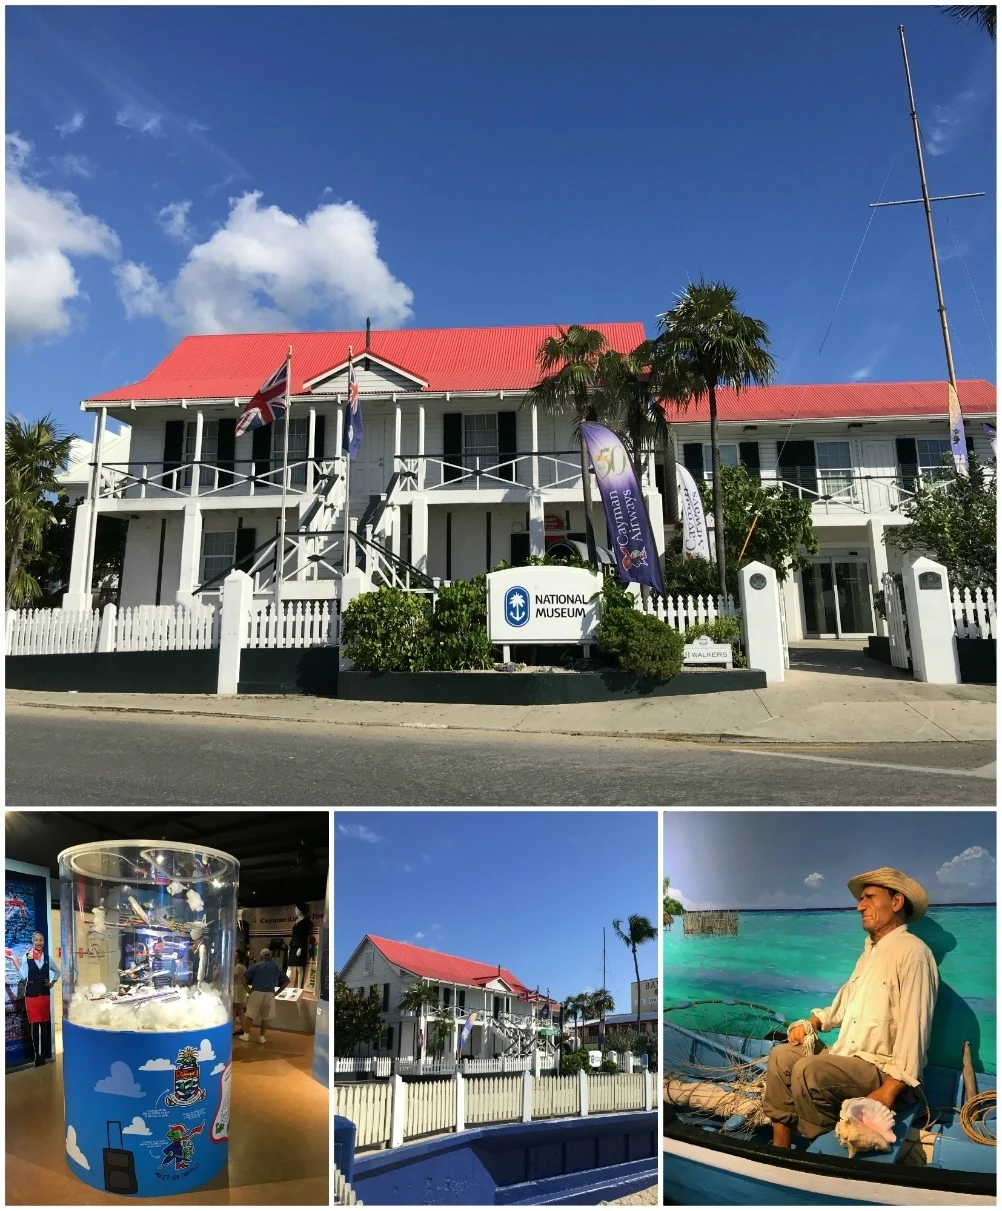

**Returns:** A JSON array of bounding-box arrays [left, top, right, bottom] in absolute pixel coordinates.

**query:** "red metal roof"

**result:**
[[367, 934, 532, 997], [86, 323, 647, 402], [656, 379, 996, 423]]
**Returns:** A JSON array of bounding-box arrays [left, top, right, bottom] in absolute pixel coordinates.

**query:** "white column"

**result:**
[[522, 1071, 533, 1123], [97, 603, 118, 652], [528, 490, 545, 557], [62, 499, 95, 609], [418, 404, 426, 489], [76, 407, 108, 612], [867, 518, 889, 637], [175, 504, 204, 604], [216, 569, 253, 694], [644, 1071, 653, 1112], [454, 1071, 465, 1134], [645, 488, 666, 555], [394, 401, 402, 474], [901, 554, 960, 683], [390, 504, 401, 559], [739, 561, 785, 683], [411, 498, 429, 573], [578, 1068, 589, 1117], [531, 404, 540, 488], [307, 407, 316, 497], [189, 409, 204, 497], [389, 1073, 406, 1148]]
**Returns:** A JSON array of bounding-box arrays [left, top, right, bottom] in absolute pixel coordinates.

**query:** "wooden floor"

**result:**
[[5, 1026, 329, 1205]]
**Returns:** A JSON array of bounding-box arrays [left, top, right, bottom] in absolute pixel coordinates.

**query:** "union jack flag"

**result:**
[[342, 354, 363, 460], [235, 359, 289, 437]]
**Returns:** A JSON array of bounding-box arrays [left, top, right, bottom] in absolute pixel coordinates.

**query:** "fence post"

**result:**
[[454, 1070, 465, 1134], [97, 602, 117, 653], [578, 1068, 589, 1117], [644, 1071, 653, 1111], [738, 561, 785, 683], [624, 1052, 634, 1074], [522, 1071, 533, 1123], [389, 1073, 405, 1148], [217, 569, 253, 694], [901, 554, 961, 684], [532, 1049, 540, 1079]]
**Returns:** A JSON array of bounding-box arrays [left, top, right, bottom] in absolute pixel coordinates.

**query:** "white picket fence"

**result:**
[[334, 1164, 362, 1206], [951, 586, 996, 639], [6, 603, 219, 655], [636, 592, 738, 630], [395, 1054, 557, 1077], [404, 1072, 457, 1138], [334, 1057, 393, 1078], [333, 1081, 393, 1149], [466, 1074, 523, 1125], [245, 600, 338, 649]]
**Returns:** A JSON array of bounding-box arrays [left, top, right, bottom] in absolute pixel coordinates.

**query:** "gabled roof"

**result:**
[[657, 379, 995, 424], [86, 323, 647, 402], [366, 934, 532, 997], [303, 351, 429, 391]]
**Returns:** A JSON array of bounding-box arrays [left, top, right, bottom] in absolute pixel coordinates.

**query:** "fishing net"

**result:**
[[663, 998, 789, 1138]]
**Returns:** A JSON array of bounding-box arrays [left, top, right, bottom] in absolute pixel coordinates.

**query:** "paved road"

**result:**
[[6, 709, 995, 806]]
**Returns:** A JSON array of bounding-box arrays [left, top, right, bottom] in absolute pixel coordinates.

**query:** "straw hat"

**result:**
[[846, 867, 928, 920]]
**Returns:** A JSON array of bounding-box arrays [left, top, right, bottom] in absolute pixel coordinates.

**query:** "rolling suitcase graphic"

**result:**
[[103, 1120, 138, 1195]]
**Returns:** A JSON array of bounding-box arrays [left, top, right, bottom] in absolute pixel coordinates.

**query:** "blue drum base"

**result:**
[[63, 1020, 231, 1197]]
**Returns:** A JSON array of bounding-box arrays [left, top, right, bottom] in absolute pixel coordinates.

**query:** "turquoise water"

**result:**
[[664, 907, 996, 1074]]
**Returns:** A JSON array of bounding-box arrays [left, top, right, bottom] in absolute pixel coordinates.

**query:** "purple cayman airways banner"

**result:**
[[581, 422, 666, 596]]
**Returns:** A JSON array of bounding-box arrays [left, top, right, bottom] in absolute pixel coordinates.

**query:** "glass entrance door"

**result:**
[[802, 557, 875, 637]]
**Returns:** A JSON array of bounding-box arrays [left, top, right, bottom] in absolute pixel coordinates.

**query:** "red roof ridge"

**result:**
[[366, 933, 531, 995]]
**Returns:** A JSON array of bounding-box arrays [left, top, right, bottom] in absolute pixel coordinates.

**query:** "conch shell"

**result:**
[[835, 1097, 897, 1158]]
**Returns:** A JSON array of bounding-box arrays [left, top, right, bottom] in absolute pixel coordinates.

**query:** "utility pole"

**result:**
[[872, 27, 985, 471]]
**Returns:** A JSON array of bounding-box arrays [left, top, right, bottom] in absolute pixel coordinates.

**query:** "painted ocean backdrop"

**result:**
[[664, 906, 996, 1074]]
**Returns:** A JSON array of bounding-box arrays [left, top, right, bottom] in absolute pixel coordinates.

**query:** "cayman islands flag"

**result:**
[[235, 359, 289, 437], [342, 354, 363, 461]]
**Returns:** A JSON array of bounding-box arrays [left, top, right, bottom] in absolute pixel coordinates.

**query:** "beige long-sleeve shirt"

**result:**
[[811, 923, 938, 1087]]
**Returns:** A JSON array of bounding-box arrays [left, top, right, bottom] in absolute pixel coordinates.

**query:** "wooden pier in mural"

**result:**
[[682, 910, 738, 936]]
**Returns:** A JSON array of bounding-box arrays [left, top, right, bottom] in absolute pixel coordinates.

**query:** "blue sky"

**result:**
[[6, 5, 996, 440], [334, 812, 657, 1009], [665, 810, 997, 909]]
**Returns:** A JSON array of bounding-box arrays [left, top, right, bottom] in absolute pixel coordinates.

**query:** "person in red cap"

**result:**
[[762, 867, 938, 1149]]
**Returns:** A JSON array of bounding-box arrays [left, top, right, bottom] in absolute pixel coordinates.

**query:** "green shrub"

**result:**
[[600, 1057, 618, 1073], [425, 575, 494, 670], [341, 587, 431, 671], [683, 616, 747, 667], [595, 578, 685, 680], [560, 1049, 591, 1075]]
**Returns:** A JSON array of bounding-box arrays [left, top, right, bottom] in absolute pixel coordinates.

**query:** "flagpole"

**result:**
[[342, 345, 353, 574], [276, 344, 293, 604]]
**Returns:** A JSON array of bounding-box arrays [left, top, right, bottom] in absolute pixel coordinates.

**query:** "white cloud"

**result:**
[[804, 872, 825, 888], [53, 153, 96, 179], [122, 1116, 151, 1136], [413, 931, 425, 940], [936, 845, 996, 888], [138, 1056, 173, 1071], [210, 1062, 225, 1075], [156, 199, 193, 242], [56, 110, 85, 138], [65, 1124, 90, 1169], [924, 80, 992, 157], [337, 822, 384, 844], [6, 133, 120, 346], [115, 100, 165, 137], [850, 365, 872, 382], [115, 190, 413, 335], [195, 1038, 216, 1061]]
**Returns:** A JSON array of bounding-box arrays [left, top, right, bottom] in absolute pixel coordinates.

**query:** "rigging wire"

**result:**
[[943, 207, 996, 360]]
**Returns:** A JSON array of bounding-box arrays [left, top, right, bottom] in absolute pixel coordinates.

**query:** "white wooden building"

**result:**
[[61, 323, 995, 641], [337, 934, 559, 1062]]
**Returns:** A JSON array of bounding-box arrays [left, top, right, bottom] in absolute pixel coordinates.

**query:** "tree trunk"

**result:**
[[5, 524, 28, 609], [709, 384, 727, 597], [578, 427, 599, 564], [632, 944, 642, 1034]]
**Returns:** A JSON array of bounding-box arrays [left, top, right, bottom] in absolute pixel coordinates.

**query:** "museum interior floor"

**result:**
[[5, 1026, 328, 1205]]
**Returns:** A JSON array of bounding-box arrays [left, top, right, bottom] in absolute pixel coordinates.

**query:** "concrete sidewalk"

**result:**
[[6, 666, 995, 744]]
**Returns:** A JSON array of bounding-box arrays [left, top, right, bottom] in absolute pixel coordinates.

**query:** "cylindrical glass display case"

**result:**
[[58, 841, 238, 1198]]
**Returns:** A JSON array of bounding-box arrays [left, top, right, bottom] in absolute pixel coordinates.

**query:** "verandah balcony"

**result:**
[[89, 456, 344, 503]]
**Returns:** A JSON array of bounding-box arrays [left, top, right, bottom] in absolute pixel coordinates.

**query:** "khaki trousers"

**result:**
[[762, 1041, 883, 1140]]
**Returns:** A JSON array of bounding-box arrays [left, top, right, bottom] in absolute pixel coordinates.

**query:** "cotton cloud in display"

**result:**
[[6, 133, 120, 346], [804, 872, 825, 888], [115, 191, 414, 335], [936, 845, 996, 889]]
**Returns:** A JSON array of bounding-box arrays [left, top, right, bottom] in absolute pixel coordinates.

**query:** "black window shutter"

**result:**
[[682, 443, 704, 477], [313, 414, 326, 467], [235, 526, 257, 572], [217, 418, 236, 487], [739, 441, 761, 479], [443, 412, 463, 482], [382, 983, 390, 1012], [965, 432, 975, 462], [252, 425, 272, 479], [163, 420, 185, 488], [654, 463, 670, 522], [510, 532, 530, 565], [895, 437, 918, 492], [777, 439, 817, 496], [497, 410, 517, 482], [458, 989, 466, 1010]]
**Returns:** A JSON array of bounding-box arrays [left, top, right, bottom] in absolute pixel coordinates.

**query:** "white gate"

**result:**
[[883, 573, 910, 670]]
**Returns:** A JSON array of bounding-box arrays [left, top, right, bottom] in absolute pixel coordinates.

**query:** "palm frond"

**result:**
[[943, 5, 996, 38]]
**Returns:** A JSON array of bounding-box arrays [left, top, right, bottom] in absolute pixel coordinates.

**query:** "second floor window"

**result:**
[[288, 418, 309, 488], [185, 421, 218, 489], [700, 444, 739, 480], [917, 437, 952, 481], [816, 441, 853, 499], [464, 413, 498, 469]]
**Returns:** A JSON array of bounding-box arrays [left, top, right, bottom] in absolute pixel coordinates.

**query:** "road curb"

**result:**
[[5, 697, 991, 747]]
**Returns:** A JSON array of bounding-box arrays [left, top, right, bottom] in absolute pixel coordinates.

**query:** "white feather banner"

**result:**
[[676, 463, 711, 561]]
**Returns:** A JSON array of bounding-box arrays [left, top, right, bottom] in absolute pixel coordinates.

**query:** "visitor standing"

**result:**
[[240, 947, 289, 1044], [233, 949, 249, 1036]]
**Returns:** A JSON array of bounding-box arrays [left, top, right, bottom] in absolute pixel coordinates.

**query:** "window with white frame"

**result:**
[[464, 413, 499, 469], [201, 531, 236, 584], [288, 418, 309, 488], [184, 420, 219, 489], [816, 441, 854, 499], [916, 437, 952, 481], [700, 444, 738, 481]]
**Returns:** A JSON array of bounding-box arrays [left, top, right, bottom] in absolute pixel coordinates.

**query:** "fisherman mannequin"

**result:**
[[286, 904, 310, 990]]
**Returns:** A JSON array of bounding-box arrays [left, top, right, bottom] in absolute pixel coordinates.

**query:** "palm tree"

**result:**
[[595, 342, 670, 481], [6, 415, 75, 608], [562, 993, 587, 1050], [590, 988, 615, 1048], [398, 981, 440, 1063], [649, 280, 776, 597], [663, 878, 684, 929], [943, 5, 996, 39], [524, 326, 612, 563], [427, 1006, 457, 1059], [612, 914, 658, 1034]]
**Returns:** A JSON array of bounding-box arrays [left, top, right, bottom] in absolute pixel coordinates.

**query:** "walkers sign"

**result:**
[[487, 567, 603, 645]]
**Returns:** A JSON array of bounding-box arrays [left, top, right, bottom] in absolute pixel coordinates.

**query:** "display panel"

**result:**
[[5, 863, 53, 1070]]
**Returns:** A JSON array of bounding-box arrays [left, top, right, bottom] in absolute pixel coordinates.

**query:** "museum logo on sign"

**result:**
[[504, 586, 530, 628]]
